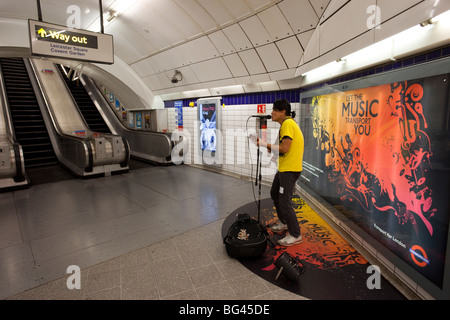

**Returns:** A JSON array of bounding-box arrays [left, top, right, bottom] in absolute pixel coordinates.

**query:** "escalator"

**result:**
[[57, 64, 111, 134], [0, 58, 58, 170]]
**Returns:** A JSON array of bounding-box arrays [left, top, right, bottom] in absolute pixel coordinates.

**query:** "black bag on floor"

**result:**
[[223, 213, 268, 259]]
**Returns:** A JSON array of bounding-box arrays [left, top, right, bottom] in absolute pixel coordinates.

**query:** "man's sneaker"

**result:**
[[278, 234, 303, 247], [270, 221, 288, 233]]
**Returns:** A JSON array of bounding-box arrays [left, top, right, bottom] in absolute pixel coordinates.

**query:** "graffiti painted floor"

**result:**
[[221, 196, 406, 300]]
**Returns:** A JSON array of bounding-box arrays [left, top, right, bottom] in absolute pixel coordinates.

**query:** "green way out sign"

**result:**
[[28, 20, 114, 64]]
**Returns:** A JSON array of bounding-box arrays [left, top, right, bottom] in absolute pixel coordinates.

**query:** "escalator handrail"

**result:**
[[81, 74, 172, 160], [82, 75, 172, 140], [56, 64, 126, 147]]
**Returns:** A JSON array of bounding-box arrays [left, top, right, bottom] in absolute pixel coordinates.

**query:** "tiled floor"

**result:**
[[8, 219, 306, 300], [1, 163, 306, 300]]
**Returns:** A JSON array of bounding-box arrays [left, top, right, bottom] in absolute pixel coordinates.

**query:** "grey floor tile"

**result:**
[[121, 262, 159, 300], [152, 256, 194, 298], [187, 264, 225, 289], [119, 247, 151, 268], [98, 174, 177, 209], [195, 280, 238, 300], [8, 274, 87, 300], [215, 258, 252, 280], [84, 287, 121, 300], [147, 239, 178, 262], [0, 242, 39, 300], [227, 274, 271, 299], [84, 268, 121, 294], [161, 289, 199, 300], [0, 194, 22, 249]]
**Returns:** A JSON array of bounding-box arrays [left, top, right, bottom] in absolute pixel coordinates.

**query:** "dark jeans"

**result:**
[[270, 171, 301, 238]]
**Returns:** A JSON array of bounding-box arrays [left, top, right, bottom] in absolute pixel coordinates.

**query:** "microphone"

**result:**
[[251, 115, 271, 119]]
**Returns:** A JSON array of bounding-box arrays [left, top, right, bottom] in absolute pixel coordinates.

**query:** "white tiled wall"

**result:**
[[167, 102, 301, 183]]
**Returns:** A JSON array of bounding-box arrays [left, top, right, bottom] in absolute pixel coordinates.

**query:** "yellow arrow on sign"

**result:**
[[38, 28, 47, 37]]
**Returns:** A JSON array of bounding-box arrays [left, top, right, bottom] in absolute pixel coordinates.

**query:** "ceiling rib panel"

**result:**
[[297, 30, 315, 50], [178, 36, 220, 65], [257, 5, 294, 41], [309, 0, 331, 19], [246, 0, 277, 11], [151, 48, 185, 73], [319, 0, 375, 54], [131, 58, 159, 78], [190, 58, 233, 82], [238, 49, 267, 75], [107, 20, 158, 64], [126, 5, 186, 47], [197, 0, 233, 26], [222, 24, 253, 52], [148, 0, 203, 40], [221, 0, 253, 20], [278, 0, 320, 33], [172, 0, 217, 33], [319, 0, 349, 24], [239, 15, 272, 47], [124, 5, 172, 51], [223, 54, 250, 77], [208, 30, 236, 55], [143, 73, 173, 91], [256, 43, 287, 72], [376, 0, 422, 24], [276, 36, 304, 68]]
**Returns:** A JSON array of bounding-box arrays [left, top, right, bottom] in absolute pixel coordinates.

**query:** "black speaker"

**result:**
[[274, 252, 305, 282]]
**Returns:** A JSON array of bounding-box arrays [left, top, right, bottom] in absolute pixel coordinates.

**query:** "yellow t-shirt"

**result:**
[[278, 118, 304, 172]]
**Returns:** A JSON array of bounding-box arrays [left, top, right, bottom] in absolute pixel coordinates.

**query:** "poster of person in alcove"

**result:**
[[199, 103, 217, 153]]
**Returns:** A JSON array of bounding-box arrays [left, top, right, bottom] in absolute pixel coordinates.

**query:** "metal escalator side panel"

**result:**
[[80, 75, 173, 164], [29, 59, 89, 136], [12, 142, 26, 182], [120, 136, 130, 168], [28, 59, 128, 175], [24, 58, 91, 175]]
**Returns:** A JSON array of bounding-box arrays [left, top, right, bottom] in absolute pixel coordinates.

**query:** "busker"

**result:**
[[257, 99, 305, 246]]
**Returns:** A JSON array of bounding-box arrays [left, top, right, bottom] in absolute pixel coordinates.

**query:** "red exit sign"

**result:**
[[257, 104, 266, 114]]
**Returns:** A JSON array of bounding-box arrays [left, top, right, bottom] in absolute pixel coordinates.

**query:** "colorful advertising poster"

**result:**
[[128, 111, 134, 128], [199, 103, 217, 153], [300, 74, 449, 287], [115, 97, 120, 111], [135, 112, 142, 129], [144, 112, 151, 130], [175, 100, 183, 130]]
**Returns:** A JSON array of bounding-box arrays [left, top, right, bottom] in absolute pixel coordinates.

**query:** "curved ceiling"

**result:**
[[1, 0, 449, 104]]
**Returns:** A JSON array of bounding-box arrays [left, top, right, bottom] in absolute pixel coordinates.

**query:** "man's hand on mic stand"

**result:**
[[256, 137, 267, 148]]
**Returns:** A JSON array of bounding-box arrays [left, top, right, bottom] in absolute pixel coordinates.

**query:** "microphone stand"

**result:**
[[255, 119, 263, 223]]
